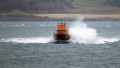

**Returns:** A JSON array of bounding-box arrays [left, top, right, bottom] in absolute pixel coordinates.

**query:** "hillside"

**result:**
[[0, 0, 120, 13], [0, 0, 74, 13], [73, 0, 120, 11], [66, 0, 120, 14]]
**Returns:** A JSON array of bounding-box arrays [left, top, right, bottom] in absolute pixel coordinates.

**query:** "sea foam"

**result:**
[[1, 37, 53, 44], [68, 19, 119, 44]]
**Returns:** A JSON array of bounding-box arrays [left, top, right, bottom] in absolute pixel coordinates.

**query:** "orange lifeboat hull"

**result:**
[[54, 22, 70, 43]]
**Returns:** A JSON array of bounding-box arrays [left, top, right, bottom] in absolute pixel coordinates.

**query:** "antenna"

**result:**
[[64, 23, 66, 25], [61, 19, 63, 24]]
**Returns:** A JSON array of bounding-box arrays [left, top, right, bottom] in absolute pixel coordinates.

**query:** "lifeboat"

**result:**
[[54, 21, 70, 43]]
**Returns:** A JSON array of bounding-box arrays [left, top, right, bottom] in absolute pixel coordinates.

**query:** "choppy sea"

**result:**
[[0, 20, 120, 68]]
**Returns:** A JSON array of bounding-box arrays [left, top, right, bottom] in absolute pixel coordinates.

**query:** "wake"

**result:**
[[0, 37, 53, 44]]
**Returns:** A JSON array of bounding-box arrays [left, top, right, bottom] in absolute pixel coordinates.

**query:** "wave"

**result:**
[[0, 23, 56, 28]]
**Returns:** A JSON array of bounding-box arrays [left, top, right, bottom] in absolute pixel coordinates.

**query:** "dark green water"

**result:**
[[0, 21, 120, 68]]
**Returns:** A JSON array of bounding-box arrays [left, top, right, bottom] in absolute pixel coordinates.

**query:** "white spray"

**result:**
[[68, 19, 119, 44]]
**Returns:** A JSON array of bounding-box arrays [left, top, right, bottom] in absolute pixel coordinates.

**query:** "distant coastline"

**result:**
[[0, 14, 120, 21]]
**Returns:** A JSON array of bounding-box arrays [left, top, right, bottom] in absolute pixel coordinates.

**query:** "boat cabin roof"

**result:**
[[57, 23, 66, 30]]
